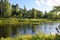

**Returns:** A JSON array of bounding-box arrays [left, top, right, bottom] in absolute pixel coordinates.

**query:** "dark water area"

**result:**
[[0, 22, 60, 38]]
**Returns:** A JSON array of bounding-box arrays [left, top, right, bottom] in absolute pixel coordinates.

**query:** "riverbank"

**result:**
[[0, 33, 60, 40], [0, 18, 60, 39], [0, 18, 60, 25]]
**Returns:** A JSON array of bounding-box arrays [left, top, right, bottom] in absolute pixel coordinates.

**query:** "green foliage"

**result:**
[[36, 10, 43, 18], [23, 6, 27, 18], [0, 34, 60, 40], [11, 4, 19, 17], [32, 8, 36, 18], [0, 0, 11, 17], [0, 0, 60, 19], [44, 11, 48, 18], [19, 8, 23, 18]]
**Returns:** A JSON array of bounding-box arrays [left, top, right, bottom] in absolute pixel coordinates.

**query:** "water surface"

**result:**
[[16, 22, 60, 35]]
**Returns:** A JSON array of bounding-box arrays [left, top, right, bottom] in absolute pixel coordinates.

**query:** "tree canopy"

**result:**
[[0, 0, 60, 19]]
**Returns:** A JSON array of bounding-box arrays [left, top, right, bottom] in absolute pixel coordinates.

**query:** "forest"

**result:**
[[0, 0, 60, 19]]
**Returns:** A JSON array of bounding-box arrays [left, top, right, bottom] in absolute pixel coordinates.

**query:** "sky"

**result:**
[[9, 0, 60, 12]]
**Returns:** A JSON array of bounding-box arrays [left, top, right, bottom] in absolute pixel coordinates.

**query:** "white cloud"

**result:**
[[40, 0, 45, 4], [35, 0, 41, 6], [35, 0, 60, 7], [46, 0, 60, 6]]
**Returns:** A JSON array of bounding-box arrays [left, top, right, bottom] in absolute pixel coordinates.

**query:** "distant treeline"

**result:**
[[0, 0, 60, 19]]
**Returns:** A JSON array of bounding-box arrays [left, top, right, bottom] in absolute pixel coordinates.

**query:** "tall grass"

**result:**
[[0, 33, 60, 40]]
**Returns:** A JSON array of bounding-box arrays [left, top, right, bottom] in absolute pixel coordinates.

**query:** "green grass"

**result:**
[[0, 18, 60, 22], [0, 18, 60, 25], [0, 33, 60, 40]]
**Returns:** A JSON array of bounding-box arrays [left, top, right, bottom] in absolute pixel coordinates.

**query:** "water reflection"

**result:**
[[17, 22, 60, 35], [40, 22, 60, 34], [0, 22, 60, 37]]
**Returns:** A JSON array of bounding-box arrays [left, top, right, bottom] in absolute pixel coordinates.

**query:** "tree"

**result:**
[[36, 10, 43, 18], [0, 1, 2, 16], [4, 3, 11, 17], [54, 6, 60, 11], [32, 8, 36, 18], [15, 4, 19, 16], [19, 8, 23, 18], [12, 4, 19, 17], [23, 6, 27, 18], [0, 0, 11, 18], [44, 11, 48, 18], [53, 6, 60, 19], [47, 10, 56, 20], [48, 6, 60, 19], [25, 10, 32, 18]]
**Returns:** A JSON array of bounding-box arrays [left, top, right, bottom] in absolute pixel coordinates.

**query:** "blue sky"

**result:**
[[9, 0, 60, 12]]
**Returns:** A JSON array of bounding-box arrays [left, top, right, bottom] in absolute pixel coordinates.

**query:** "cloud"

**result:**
[[35, 0, 41, 6], [40, 0, 45, 4], [46, 0, 60, 6], [35, 0, 60, 7]]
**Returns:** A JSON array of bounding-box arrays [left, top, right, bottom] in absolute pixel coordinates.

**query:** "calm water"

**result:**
[[11, 22, 60, 37], [9, 22, 60, 37], [0, 22, 59, 37]]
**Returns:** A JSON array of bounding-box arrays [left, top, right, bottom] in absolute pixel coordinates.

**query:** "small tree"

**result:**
[[32, 8, 36, 18], [23, 6, 27, 18]]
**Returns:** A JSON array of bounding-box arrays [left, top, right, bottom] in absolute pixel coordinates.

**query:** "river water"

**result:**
[[11, 22, 60, 37]]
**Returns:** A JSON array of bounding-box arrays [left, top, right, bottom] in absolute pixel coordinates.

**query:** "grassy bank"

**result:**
[[0, 18, 60, 25], [0, 33, 60, 40]]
